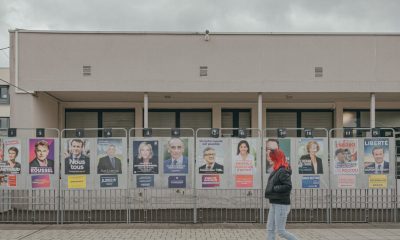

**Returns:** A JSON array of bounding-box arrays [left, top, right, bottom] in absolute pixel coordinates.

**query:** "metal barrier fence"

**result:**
[[0, 127, 398, 224]]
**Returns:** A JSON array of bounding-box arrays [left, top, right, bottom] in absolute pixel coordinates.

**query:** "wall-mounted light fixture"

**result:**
[[205, 30, 210, 41]]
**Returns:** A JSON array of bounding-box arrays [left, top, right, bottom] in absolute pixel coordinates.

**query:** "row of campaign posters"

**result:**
[[0, 137, 394, 190]]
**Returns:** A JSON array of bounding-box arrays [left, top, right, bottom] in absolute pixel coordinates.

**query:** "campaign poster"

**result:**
[[232, 139, 257, 175], [97, 138, 123, 174], [31, 175, 51, 188], [197, 139, 224, 174], [163, 138, 189, 174], [100, 175, 118, 188], [29, 138, 55, 175], [0, 139, 3, 161], [332, 139, 358, 175], [0, 139, 22, 174], [363, 138, 390, 174], [301, 175, 320, 188], [0, 174, 16, 187], [0, 175, 7, 186], [338, 175, 356, 189], [64, 139, 91, 174], [368, 175, 387, 189], [297, 138, 324, 174], [133, 140, 159, 174], [168, 176, 186, 188], [136, 175, 154, 188], [202, 175, 220, 188], [265, 138, 290, 174], [67, 175, 86, 189], [235, 175, 253, 188]]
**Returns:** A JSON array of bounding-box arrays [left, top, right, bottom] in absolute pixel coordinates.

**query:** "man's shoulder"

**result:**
[[384, 161, 390, 167], [214, 162, 223, 167], [29, 159, 38, 166]]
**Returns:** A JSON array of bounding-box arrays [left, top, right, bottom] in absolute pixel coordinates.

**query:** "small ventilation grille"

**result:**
[[83, 65, 91, 76], [315, 67, 323, 77], [200, 66, 208, 77]]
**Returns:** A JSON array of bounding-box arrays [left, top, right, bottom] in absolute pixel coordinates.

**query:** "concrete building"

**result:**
[[8, 30, 400, 136], [0, 67, 10, 128]]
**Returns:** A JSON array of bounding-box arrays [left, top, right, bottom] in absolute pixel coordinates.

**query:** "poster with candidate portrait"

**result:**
[[332, 139, 359, 175], [265, 138, 291, 174], [163, 138, 189, 174], [64, 138, 91, 174], [132, 140, 159, 174], [363, 138, 390, 174], [97, 138, 124, 175], [232, 138, 257, 188], [232, 139, 257, 175], [28, 138, 55, 174], [1, 139, 22, 174], [197, 139, 224, 174], [297, 138, 324, 175]]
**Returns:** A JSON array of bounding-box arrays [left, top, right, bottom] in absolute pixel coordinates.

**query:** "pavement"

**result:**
[[0, 223, 399, 240]]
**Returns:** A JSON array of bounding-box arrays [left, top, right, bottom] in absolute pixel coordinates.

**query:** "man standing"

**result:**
[[164, 138, 188, 174], [30, 140, 54, 174], [199, 147, 223, 174], [97, 144, 122, 174], [65, 139, 90, 174], [365, 146, 389, 174]]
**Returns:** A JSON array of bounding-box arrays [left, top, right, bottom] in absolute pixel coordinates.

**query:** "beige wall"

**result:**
[[10, 31, 400, 93], [10, 91, 58, 128], [8, 31, 400, 129]]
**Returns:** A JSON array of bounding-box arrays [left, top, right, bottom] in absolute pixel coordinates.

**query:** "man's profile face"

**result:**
[[168, 139, 184, 160], [107, 146, 116, 157], [36, 145, 49, 161], [372, 148, 384, 164], [203, 149, 216, 165], [71, 141, 83, 156]]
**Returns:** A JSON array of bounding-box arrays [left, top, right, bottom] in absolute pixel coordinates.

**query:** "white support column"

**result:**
[[258, 93, 262, 131], [144, 92, 148, 128], [370, 93, 376, 128]]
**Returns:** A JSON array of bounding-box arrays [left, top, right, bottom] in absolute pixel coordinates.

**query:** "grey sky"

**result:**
[[1, 0, 400, 67]]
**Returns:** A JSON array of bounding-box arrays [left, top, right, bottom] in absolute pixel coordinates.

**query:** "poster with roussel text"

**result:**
[[29, 138, 55, 174]]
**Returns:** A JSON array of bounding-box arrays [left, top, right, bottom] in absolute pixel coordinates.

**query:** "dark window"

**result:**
[[65, 109, 134, 137], [266, 109, 333, 137], [222, 109, 251, 137], [0, 86, 9, 104], [0, 117, 9, 128], [148, 109, 212, 136]]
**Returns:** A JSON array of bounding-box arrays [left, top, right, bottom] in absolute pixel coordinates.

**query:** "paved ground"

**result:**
[[0, 223, 399, 240]]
